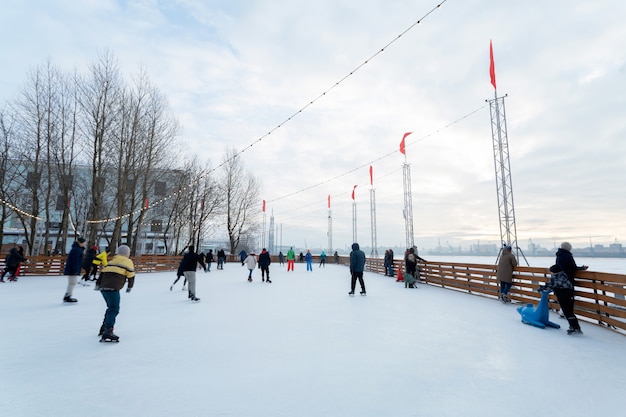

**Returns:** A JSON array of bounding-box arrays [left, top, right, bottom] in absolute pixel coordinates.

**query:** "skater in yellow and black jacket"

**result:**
[[96, 245, 135, 342]]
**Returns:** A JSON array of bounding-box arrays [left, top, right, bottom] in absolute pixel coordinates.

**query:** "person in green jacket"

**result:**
[[287, 247, 295, 271]]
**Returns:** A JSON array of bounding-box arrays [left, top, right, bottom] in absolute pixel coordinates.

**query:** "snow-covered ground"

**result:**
[[1, 262, 624, 417]]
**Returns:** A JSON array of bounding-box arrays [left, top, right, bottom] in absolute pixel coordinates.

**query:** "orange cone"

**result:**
[[396, 267, 404, 282]]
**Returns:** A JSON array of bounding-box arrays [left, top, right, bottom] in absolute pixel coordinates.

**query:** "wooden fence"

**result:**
[[6, 254, 626, 336]]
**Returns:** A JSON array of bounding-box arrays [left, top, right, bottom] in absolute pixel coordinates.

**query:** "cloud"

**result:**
[[1, 0, 625, 252]]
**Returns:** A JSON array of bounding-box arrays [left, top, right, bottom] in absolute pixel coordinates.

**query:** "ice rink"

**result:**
[[1, 262, 624, 417]]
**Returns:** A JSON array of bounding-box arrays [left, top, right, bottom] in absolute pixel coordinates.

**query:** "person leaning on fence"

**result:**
[[497, 245, 517, 303], [404, 247, 418, 288], [539, 242, 588, 335]]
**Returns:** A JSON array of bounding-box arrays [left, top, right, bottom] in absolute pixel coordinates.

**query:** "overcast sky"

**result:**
[[1, 0, 625, 252]]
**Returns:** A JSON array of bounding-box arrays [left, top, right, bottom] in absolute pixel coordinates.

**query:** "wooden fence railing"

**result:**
[[6, 255, 626, 335]]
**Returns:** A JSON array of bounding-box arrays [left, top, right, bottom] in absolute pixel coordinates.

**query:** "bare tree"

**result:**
[[79, 51, 121, 245], [221, 148, 260, 254]]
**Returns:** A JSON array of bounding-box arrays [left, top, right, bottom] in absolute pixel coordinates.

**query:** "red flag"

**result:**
[[262, 199, 266, 212], [351, 185, 357, 200], [144, 197, 149, 209], [489, 39, 497, 90], [369, 166, 373, 185], [328, 194, 330, 209], [400, 132, 412, 155]]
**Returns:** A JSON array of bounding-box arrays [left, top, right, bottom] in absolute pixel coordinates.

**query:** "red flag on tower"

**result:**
[[489, 39, 497, 90], [328, 194, 330, 209], [400, 132, 412, 155], [369, 165, 373, 186], [351, 185, 357, 200], [262, 199, 266, 212]]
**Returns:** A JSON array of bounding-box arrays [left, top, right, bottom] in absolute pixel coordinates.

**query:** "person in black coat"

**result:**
[[348, 243, 366, 296], [1, 246, 27, 282], [258, 248, 271, 283], [180, 245, 206, 301], [62, 238, 86, 302], [552, 241, 588, 335]]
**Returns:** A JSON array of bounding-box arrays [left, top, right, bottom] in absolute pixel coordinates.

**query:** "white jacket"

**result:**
[[244, 254, 257, 269]]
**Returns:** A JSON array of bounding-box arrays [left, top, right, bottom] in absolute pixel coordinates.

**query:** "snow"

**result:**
[[1, 263, 625, 417]]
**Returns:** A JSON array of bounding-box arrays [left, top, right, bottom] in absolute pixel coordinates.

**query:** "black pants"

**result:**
[[554, 288, 580, 330], [351, 271, 366, 293], [261, 266, 270, 280]]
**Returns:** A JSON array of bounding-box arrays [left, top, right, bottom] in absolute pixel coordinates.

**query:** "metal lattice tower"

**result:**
[[402, 162, 415, 249], [327, 208, 332, 253], [352, 201, 357, 243], [268, 211, 275, 253], [370, 188, 378, 257], [488, 94, 519, 258]]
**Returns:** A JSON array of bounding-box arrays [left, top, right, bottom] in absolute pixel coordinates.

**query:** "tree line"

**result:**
[[0, 52, 259, 256]]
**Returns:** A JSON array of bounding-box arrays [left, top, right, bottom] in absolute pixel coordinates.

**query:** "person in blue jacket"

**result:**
[[305, 249, 313, 271], [63, 237, 86, 302]]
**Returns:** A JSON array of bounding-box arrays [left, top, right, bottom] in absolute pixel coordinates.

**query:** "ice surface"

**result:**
[[1, 263, 624, 417]]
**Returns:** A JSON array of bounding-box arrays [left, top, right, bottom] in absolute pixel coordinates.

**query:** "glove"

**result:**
[[126, 287, 132, 293]]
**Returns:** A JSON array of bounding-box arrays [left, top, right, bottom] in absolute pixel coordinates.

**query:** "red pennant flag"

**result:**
[[262, 199, 266, 212], [351, 185, 357, 200], [489, 39, 497, 90], [400, 132, 412, 155], [369, 166, 373, 185], [328, 194, 330, 209], [144, 197, 149, 209]]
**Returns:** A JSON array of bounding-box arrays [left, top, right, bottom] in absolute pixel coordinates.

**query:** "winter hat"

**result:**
[[560, 242, 572, 252], [77, 237, 86, 243], [116, 245, 131, 257], [504, 245, 512, 251]]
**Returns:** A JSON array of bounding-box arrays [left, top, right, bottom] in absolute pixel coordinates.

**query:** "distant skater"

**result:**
[[244, 252, 257, 282], [305, 250, 313, 271], [180, 245, 206, 301], [170, 260, 187, 291], [348, 243, 366, 296], [258, 248, 271, 283], [287, 247, 295, 271], [278, 251, 284, 266], [319, 250, 326, 267], [62, 237, 86, 303]]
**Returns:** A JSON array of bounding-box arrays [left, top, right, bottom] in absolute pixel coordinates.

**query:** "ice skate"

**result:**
[[63, 295, 78, 303], [348, 291, 355, 296], [100, 328, 119, 343], [360, 291, 367, 296], [567, 328, 583, 335]]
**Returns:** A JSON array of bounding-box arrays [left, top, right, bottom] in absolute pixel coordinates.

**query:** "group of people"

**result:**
[[497, 241, 587, 335]]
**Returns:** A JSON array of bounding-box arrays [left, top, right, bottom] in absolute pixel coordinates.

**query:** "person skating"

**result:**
[[348, 242, 366, 296], [244, 252, 257, 282], [96, 245, 135, 342], [62, 237, 86, 302], [286, 247, 295, 271], [319, 250, 326, 267], [305, 249, 313, 271], [180, 245, 206, 301], [80, 245, 98, 284], [1, 246, 27, 282], [205, 249, 214, 272], [217, 249, 226, 270], [258, 248, 271, 283], [170, 260, 187, 291]]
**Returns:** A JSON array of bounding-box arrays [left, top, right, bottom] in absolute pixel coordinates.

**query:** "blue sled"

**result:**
[[517, 290, 560, 329]]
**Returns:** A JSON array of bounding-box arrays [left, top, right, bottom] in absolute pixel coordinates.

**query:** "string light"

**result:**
[[84, 0, 448, 225], [0, 197, 43, 220]]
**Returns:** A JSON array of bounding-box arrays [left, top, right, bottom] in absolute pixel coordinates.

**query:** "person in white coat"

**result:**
[[244, 252, 257, 282]]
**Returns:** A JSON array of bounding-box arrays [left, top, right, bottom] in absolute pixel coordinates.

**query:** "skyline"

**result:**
[[1, 1, 625, 251]]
